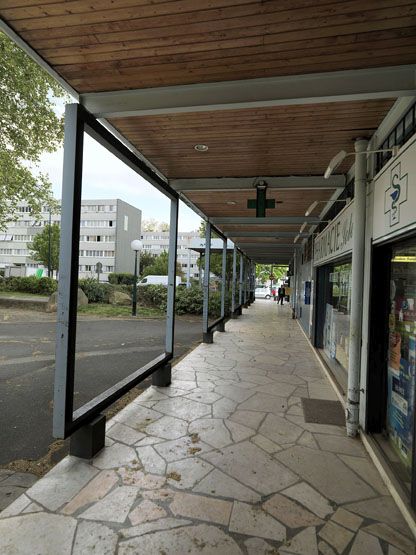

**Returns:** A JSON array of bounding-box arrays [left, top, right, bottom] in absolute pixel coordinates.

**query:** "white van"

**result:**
[[138, 275, 182, 286]]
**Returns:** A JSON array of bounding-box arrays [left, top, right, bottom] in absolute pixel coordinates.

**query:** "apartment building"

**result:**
[[141, 230, 201, 280], [0, 199, 142, 281]]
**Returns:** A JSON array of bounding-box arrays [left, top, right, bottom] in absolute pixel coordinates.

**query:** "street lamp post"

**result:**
[[131, 239, 143, 317]]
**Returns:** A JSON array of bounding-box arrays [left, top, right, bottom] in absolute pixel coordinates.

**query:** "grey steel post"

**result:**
[[165, 197, 179, 355], [220, 237, 227, 319], [231, 246, 237, 314], [186, 244, 191, 287], [239, 253, 244, 307], [53, 104, 84, 438], [202, 222, 211, 337], [199, 252, 203, 287], [346, 138, 368, 437]]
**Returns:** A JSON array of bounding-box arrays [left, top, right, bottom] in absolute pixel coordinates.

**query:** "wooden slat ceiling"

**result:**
[[2, 1, 416, 92], [109, 100, 394, 178]]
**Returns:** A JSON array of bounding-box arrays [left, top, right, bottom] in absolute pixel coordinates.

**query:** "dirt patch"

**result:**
[[189, 433, 200, 444], [166, 471, 181, 482]]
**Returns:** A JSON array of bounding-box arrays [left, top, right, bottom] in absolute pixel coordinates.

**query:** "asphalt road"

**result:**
[[0, 312, 202, 465]]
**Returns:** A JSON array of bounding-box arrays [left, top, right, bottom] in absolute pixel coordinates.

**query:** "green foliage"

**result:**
[[256, 264, 288, 284], [142, 251, 183, 278], [108, 272, 135, 286], [137, 284, 168, 311], [0, 32, 67, 229], [29, 223, 60, 272], [175, 285, 203, 315], [0, 276, 57, 295], [78, 278, 113, 303], [139, 251, 156, 275]]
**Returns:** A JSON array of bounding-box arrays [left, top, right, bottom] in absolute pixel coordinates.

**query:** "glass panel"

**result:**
[[208, 235, 222, 326], [386, 241, 416, 491]]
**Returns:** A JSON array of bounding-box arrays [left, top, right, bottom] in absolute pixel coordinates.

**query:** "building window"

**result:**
[[124, 215, 128, 231]]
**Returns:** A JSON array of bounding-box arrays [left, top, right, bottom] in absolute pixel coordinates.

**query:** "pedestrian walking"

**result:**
[[277, 285, 285, 305]]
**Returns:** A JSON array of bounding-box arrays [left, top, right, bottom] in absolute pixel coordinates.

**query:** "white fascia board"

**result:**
[[80, 65, 416, 118]]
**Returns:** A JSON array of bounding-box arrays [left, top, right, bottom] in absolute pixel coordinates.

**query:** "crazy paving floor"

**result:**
[[0, 302, 414, 554]]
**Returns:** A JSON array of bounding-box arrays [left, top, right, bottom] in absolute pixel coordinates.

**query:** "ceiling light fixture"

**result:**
[[293, 234, 300, 244], [299, 222, 307, 233], [194, 144, 208, 152], [305, 198, 348, 216], [226, 201, 236, 206], [324, 145, 399, 179]]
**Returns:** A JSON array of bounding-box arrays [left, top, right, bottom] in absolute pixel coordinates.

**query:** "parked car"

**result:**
[[255, 286, 272, 299], [138, 275, 182, 286]]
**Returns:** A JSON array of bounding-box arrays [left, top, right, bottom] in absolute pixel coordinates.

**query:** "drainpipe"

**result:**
[[346, 138, 368, 437]]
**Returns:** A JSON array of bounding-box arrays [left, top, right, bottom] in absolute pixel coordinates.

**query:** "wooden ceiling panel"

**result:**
[[1, 1, 416, 92], [109, 100, 394, 178]]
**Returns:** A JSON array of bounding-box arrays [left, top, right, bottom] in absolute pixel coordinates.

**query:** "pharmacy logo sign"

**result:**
[[384, 162, 408, 226]]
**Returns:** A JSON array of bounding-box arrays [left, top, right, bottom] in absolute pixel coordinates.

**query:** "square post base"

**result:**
[[203, 331, 214, 343], [243, 302, 249, 308], [230, 311, 239, 319], [216, 321, 225, 332], [70, 414, 106, 459], [152, 363, 172, 387]]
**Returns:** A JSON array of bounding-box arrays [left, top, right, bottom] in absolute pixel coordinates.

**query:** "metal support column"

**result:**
[[202, 222, 212, 343], [217, 237, 227, 332], [153, 197, 178, 386], [243, 257, 249, 307], [238, 253, 244, 314], [231, 246, 238, 318], [346, 138, 368, 437]]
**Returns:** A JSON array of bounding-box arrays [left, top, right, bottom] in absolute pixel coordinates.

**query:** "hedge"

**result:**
[[0, 276, 58, 295], [78, 278, 114, 303], [108, 272, 136, 286]]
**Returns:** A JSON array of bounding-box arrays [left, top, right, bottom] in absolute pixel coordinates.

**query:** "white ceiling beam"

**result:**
[[172, 176, 345, 191], [80, 65, 416, 118], [212, 216, 320, 225]]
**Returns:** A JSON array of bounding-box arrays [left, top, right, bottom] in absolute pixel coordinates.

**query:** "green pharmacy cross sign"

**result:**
[[247, 181, 279, 217]]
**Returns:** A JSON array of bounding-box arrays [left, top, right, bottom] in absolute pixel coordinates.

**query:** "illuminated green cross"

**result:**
[[247, 182, 276, 217]]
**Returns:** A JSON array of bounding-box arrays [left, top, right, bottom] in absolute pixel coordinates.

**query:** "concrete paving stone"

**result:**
[[388, 546, 408, 555], [62, 470, 118, 515], [280, 526, 318, 555], [106, 422, 145, 445], [344, 496, 412, 537], [215, 384, 256, 403], [134, 387, 168, 402], [193, 468, 261, 503], [135, 435, 164, 446], [171, 380, 198, 391], [170, 492, 232, 525], [0, 470, 13, 483], [224, 419, 256, 442], [239, 392, 288, 413], [154, 386, 189, 397], [136, 445, 166, 474], [93, 443, 138, 470], [166, 458, 213, 489], [154, 435, 212, 462], [349, 530, 383, 555], [297, 431, 319, 449], [142, 488, 176, 502], [185, 390, 222, 403], [0, 485, 27, 512], [237, 372, 275, 385], [21, 502, 43, 514], [318, 540, 336, 555], [0, 512, 77, 555], [153, 396, 211, 420], [188, 418, 232, 448], [286, 415, 346, 436], [363, 523, 415, 553], [123, 518, 191, 539], [27, 457, 98, 511], [133, 399, 157, 408], [118, 468, 166, 489], [128, 499, 167, 525], [308, 382, 338, 400], [338, 454, 389, 495], [259, 413, 304, 444], [281, 482, 333, 519], [244, 537, 279, 555], [293, 386, 310, 397], [318, 521, 354, 554], [263, 493, 323, 529], [79, 486, 137, 523], [119, 523, 242, 554], [229, 500, 286, 541], [331, 507, 363, 531], [314, 434, 366, 457], [251, 434, 282, 454], [0, 493, 31, 517], [72, 521, 118, 555], [286, 405, 304, 416], [255, 382, 298, 397], [276, 446, 376, 504], [229, 409, 266, 429], [113, 404, 162, 429], [144, 415, 188, 440], [203, 441, 298, 495], [1, 472, 37, 488], [212, 396, 238, 417]]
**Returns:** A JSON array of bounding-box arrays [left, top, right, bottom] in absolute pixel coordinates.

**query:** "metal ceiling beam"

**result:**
[[237, 243, 296, 248], [80, 65, 416, 118], [224, 231, 306, 237], [212, 216, 321, 225], [172, 176, 345, 191]]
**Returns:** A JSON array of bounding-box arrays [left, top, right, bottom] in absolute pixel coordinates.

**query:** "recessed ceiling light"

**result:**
[[194, 144, 208, 152], [226, 201, 236, 206]]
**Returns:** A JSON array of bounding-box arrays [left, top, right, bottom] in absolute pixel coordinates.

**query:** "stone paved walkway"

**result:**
[[0, 302, 414, 554]]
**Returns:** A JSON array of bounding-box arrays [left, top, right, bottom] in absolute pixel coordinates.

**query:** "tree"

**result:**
[[256, 264, 288, 284], [142, 251, 184, 278], [29, 223, 60, 275], [139, 250, 156, 275], [0, 32, 67, 229]]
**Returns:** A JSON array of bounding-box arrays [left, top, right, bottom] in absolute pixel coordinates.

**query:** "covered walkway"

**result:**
[[0, 302, 413, 554]]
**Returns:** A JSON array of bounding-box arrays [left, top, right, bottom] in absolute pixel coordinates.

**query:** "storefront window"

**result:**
[[386, 242, 416, 490], [323, 262, 352, 373]]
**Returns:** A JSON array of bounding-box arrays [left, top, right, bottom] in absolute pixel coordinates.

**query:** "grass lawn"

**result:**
[[78, 303, 164, 318], [0, 290, 49, 299]]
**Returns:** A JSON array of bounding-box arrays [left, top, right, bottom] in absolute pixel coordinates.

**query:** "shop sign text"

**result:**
[[313, 201, 354, 266]]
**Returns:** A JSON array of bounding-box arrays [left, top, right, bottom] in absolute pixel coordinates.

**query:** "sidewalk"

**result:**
[[0, 302, 414, 554]]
